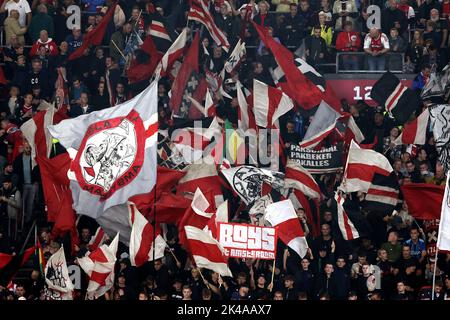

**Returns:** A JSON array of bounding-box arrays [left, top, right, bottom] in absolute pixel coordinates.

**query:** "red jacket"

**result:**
[[335, 31, 361, 52], [30, 38, 59, 57]]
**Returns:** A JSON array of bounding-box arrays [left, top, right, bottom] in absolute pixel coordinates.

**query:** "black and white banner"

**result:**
[[429, 104, 450, 172], [289, 144, 343, 174]]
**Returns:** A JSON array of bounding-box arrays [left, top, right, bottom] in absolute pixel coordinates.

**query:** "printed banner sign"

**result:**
[[218, 222, 277, 260], [289, 144, 343, 173]]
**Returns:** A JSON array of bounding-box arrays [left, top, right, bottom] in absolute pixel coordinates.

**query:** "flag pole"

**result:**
[[111, 40, 127, 60], [198, 268, 211, 290], [269, 259, 276, 292], [431, 248, 438, 300]]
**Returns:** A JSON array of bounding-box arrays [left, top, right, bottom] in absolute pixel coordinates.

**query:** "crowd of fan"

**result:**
[[0, 0, 449, 301]]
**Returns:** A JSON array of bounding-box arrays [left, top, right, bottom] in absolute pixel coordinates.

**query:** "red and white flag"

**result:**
[[342, 114, 365, 145], [335, 193, 359, 240], [129, 204, 166, 267], [172, 117, 221, 163], [88, 227, 108, 252], [177, 187, 216, 247], [264, 199, 308, 258], [394, 108, 430, 145], [48, 82, 158, 219], [206, 200, 228, 239], [284, 160, 322, 200], [177, 160, 224, 208], [252, 22, 323, 110], [236, 80, 251, 131], [21, 101, 67, 167], [184, 225, 232, 276], [224, 39, 246, 73], [253, 80, 293, 128], [155, 28, 187, 78], [188, 0, 230, 52], [77, 232, 119, 299], [149, 19, 171, 42], [340, 140, 393, 193], [299, 100, 341, 149]]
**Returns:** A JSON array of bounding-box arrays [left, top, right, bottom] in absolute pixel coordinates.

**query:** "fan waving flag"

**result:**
[[340, 140, 393, 193], [264, 199, 308, 258], [188, 0, 230, 52], [253, 80, 293, 128], [68, 2, 117, 60], [394, 108, 430, 145], [335, 193, 360, 240], [77, 233, 119, 299], [48, 82, 158, 220], [184, 225, 232, 276]]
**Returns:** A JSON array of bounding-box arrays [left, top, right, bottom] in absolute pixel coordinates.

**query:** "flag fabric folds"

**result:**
[[48, 82, 158, 219], [370, 72, 420, 124], [335, 193, 360, 241], [393, 108, 430, 145], [400, 183, 445, 220], [340, 140, 393, 193], [184, 225, 232, 276], [44, 247, 74, 300], [264, 199, 308, 258], [77, 233, 119, 299], [129, 204, 166, 267]]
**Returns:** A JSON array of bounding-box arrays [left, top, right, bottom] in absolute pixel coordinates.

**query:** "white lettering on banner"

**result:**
[[353, 86, 373, 101], [218, 222, 277, 260], [66, 5, 81, 30], [367, 5, 381, 30], [68, 264, 81, 289]]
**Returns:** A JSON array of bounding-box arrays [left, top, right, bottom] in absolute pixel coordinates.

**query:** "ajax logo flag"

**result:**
[[49, 82, 158, 219]]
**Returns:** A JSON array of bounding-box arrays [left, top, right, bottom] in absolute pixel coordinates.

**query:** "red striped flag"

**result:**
[[340, 140, 393, 193], [129, 204, 166, 267], [188, 0, 230, 51], [156, 28, 187, 77], [335, 193, 359, 240], [394, 108, 430, 145], [253, 80, 293, 128], [177, 188, 216, 248], [88, 227, 108, 251], [184, 225, 232, 276], [264, 200, 308, 258], [77, 232, 119, 299], [284, 160, 322, 200]]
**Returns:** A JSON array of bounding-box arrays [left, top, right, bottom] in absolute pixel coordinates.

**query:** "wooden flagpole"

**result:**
[[269, 259, 276, 292]]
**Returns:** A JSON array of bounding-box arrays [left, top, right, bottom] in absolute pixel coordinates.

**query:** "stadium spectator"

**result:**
[[335, 21, 361, 70], [364, 28, 390, 71]]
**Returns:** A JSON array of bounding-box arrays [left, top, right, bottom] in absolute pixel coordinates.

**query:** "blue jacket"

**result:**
[[412, 72, 427, 91], [65, 34, 84, 54]]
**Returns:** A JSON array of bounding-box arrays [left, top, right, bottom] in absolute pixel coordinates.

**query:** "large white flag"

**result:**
[[48, 82, 158, 219], [44, 247, 74, 300], [437, 173, 450, 251]]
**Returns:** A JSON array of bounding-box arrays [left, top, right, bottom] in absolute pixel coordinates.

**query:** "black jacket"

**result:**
[[68, 104, 95, 118]]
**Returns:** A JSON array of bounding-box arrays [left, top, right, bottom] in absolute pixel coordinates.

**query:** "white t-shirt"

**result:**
[[5, 0, 31, 27]]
